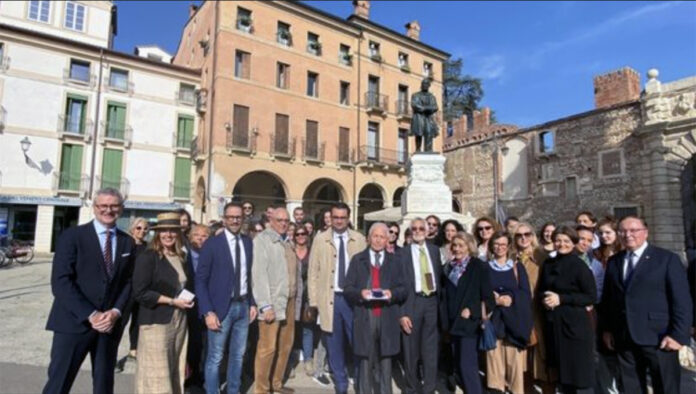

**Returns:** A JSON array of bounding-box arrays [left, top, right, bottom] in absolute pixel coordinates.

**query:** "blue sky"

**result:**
[[114, 1, 696, 127]]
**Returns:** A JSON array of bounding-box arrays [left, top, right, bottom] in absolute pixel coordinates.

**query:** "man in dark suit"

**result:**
[[600, 215, 692, 394], [344, 222, 407, 394], [398, 217, 443, 394], [196, 201, 257, 394], [43, 188, 136, 394]]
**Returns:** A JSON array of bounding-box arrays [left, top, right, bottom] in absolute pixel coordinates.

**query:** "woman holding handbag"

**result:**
[[291, 226, 318, 377], [485, 231, 534, 394], [441, 232, 494, 394]]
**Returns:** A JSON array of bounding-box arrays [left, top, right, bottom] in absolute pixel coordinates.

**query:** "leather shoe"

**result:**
[[274, 387, 295, 394]]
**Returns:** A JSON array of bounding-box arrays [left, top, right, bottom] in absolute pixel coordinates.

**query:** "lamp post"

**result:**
[[481, 130, 508, 224], [20, 136, 31, 154]]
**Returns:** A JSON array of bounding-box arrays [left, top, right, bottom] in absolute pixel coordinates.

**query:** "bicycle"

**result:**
[[0, 238, 35, 267]]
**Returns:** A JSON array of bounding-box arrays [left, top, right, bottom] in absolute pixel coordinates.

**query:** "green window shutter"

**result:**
[[177, 115, 194, 148], [174, 157, 191, 198], [59, 144, 83, 190], [101, 148, 123, 189], [106, 102, 126, 139], [65, 94, 88, 134]]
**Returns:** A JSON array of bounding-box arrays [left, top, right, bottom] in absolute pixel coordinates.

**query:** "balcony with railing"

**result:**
[[175, 89, 196, 106], [338, 52, 352, 66], [63, 68, 95, 87], [396, 99, 411, 120], [96, 176, 130, 199], [357, 145, 406, 168], [173, 132, 193, 153], [303, 140, 325, 163], [105, 77, 134, 95], [101, 121, 132, 147], [226, 127, 257, 154], [53, 172, 89, 195], [336, 145, 355, 166], [0, 55, 10, 72], [271, 134, 296, 159], [364, 92, 388, 114], [170, 182, 193, 201], [57, 114, 93, 142]]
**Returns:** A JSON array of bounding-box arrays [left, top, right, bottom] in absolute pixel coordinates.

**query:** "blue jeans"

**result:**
[[325, 293, 353, 393], [301, 322, 315, 361], [204, 301, 249, 394]]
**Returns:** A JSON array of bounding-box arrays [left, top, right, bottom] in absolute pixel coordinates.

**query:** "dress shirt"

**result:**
[[333, 231, 351, 292], [409, 243, 437, 293], [370, 249, 384, 268], [93, 220, 117, 261], [488, 259, 515, 272], [623, 241, 648, 281], [225, 229, 248, 297]]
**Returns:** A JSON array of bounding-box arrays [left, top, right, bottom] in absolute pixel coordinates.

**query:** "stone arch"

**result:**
[[671, 130, 696, 260], [302, 178, 347, 226], [358, 183, 386, 232], [501, 137, 528, 199], [392, 186, 406, 207], [232, 171, 287, 214]]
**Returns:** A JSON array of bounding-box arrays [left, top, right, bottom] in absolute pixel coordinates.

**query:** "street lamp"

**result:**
[[481, 130, 508, 224], [20, 136, 31, 153]]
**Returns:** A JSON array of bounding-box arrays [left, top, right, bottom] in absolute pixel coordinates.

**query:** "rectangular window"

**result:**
[[368, 41, 380, 60], [339, 127, 350, 163], [232, 105, 249, 148], [398, 128, 408, 164], [59, 144, 84, 191], [367, 75, 380, 108], [108, 68, 129, 91], [340, 81, 350, 105], [64, 2, 85, 31], [305, 120, 318, 159], [236, 7, 252, 31], [64, 95, 87, 134], [307, 32, 321, 55], [234, 50, 250, 79], [613, 206, 639, 221], [28, 0, 50, 23], [367, 122, 379, 161], [105, 102, 126, 140], [540, 162, 559, 180], [101, 148, 123, 190], [565, 177, 577, 200], [69, 59, 90, 83], [423, 61, 433, 77], [178, 83, 196, 105], [277, 22, 291, 46], [397, 85, 409, 115], [307, 72, 318, 97], [599, 149, 624, 177], [539, 130, 555, 154], [398, 52, 409, 69], [276, 62, 289, 89], [275, 113, 290, 155], [176, 115, 194, 149], [173, 157, 191, 199], [339, 44, 352, 65]]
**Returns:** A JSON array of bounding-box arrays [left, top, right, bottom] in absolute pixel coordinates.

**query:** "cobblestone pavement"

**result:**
[[1, 259, 694, 394]]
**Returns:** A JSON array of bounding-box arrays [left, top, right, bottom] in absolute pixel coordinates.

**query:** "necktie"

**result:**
[[420, 246, 433, 294], [624, 251, 637, 284], [375, 252, 381, 268], [234, 236, 241, 298], [338, 235, 346, 289], [104, 229, 114, 279]]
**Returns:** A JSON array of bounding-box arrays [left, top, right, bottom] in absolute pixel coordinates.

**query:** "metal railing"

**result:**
[[101, 121, 132, 145], [357, 145, 406, 167], [364, 92, 388, 113], [96, 176, 130, 199], [336, 145, 355, 165], [57, 114, 93, 141], [170, 182, 193, 201], [271, 134, 296, 158], [53, 172, 89, 195], [303, 139, 325, 162], [0, 55, 10, 72], [173, 132, 193, 151], [105, 78, 134, 95], [175, 89, 196, 106], [396, 99, 411, 118], [63, 67, 95, 87]]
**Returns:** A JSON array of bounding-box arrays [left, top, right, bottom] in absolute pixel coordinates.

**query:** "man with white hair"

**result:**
[[345, 222, 406, 394]]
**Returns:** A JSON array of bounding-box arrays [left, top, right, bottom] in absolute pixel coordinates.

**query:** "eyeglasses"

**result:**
[[243, 206, 253, 210], [515, 232, 533, 239], [493, 243, 508, 248], [135, 226, 147, 231], [95, 204, 122, 211], [389, 230, 398, 234], [332, 216, 348, 221], [427, 222, 439, 227], [411, 226, 426, 232], [224, 215, 243, 221], [295, 232, 308, 236], [477, 225, 493, 231], [275, 218, 290, 223]]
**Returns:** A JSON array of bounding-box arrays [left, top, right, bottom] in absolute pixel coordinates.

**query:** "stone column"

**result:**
[[34, 205, 54, 253]]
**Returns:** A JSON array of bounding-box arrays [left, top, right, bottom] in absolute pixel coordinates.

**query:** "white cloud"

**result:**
[[477, 54, 506, 81]]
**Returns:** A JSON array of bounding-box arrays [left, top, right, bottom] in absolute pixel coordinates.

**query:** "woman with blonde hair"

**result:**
[[132, 212, 195, 394]]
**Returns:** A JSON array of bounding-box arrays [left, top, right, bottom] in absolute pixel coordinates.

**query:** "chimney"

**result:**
[[189, 4, 198, 18], [593, 67, 640, 109], [352, 1, 370, 19], [405, 21, 420, 41], [472, 108, 491, 131]]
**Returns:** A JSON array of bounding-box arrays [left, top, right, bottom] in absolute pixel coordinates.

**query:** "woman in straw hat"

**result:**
[[132, 212, 195, 394]]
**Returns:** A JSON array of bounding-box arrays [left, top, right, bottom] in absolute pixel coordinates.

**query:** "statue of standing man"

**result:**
[[410, 78, 439, 153]]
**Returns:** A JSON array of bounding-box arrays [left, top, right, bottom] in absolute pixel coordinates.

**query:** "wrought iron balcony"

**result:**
[[53, 172, 89, 196], [57, 114, 93, 142], [396, 99, 411, 119], [364, 92, 388, 114], [170, 182, 193, 201], [96, 176, 130, 199], [336, 145, 355, 165], [357, 145, 407, 168], [101, 121, 132, 147], [271, 134, 296, 159], [175, 89, 196, 106], [303, 139, 325, 163], [226, 127, 258, 154]]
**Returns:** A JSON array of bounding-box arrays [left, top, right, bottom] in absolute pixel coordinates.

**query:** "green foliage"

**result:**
[[443, 58, 484, 122]]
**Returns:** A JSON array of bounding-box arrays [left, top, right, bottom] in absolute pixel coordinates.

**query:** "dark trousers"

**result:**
[[359, 314, 392, 394], [187, 313, 206, 385], [43, 330, 120, 394], [325, 293, 353, 394], [127, 303, 139, 351], [617, 341, 681, 394], [402, 295, 439, 394], [452, 335, 481, 394]]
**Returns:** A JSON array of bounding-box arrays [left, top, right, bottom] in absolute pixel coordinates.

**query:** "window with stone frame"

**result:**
[[340, 81, 350, 105], [339, 44, 352, 65], [423, 61, 433, 77], [565, 176, 577, 200], [277, 62, 290, 89], [307, 32, 321, 56], [612, 206, 639, 220], [274, 113, 290, 155], [232, 104, 249, 148], [540, 162, 559, 181], [368, 41, 381, 61], [28, 0, 50, 23], [398, 52, 409, 70], [598, 149, 624, 177], [236, 7, 252, 32], [338, 127, 350, 163], [305, 120, 319, 159], [538, 130, 555, 154], [277, 22, 292, 46], [64, 2, 86, 31], [234, 50, 250, 79], [307, 71, 318, 97]]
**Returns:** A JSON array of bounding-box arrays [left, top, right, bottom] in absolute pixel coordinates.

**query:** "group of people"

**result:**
[[42, 187, 694, 394]]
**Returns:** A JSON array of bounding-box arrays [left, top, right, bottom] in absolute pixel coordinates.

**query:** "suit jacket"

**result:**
[[46, 221, 136, 334], [441, 257, 494, 337], [196, 231, 255, 320], [398, 242, 443, 320], [344, 249, 407, 357], [132, 248, 195, 325], [600, 244, 692, 346], [308, 228, 367, 332]]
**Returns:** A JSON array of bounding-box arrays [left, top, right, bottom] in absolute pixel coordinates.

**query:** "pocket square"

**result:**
[[121, 253, 131, 257]]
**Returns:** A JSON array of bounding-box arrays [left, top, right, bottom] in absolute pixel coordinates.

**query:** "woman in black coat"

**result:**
[[441, 232, 494, 394], [537, 226, 597, 394]]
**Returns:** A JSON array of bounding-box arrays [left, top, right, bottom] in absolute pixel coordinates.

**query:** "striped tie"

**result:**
[[104, 229, 114, 279]]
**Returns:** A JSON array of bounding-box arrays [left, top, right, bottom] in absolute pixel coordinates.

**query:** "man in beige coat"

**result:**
[[308, 202, 366, 394], [252, 207, 298, 394]]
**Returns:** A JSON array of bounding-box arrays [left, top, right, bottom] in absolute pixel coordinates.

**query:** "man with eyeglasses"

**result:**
[[425, 214, 440, 243], [600, 215, 692, 394], [196, 202, 257, 394], [252, 207, 298, 394], [308, 202, 366, 394], [44, 188, 136, 394], [398, 217, 443, 394]]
